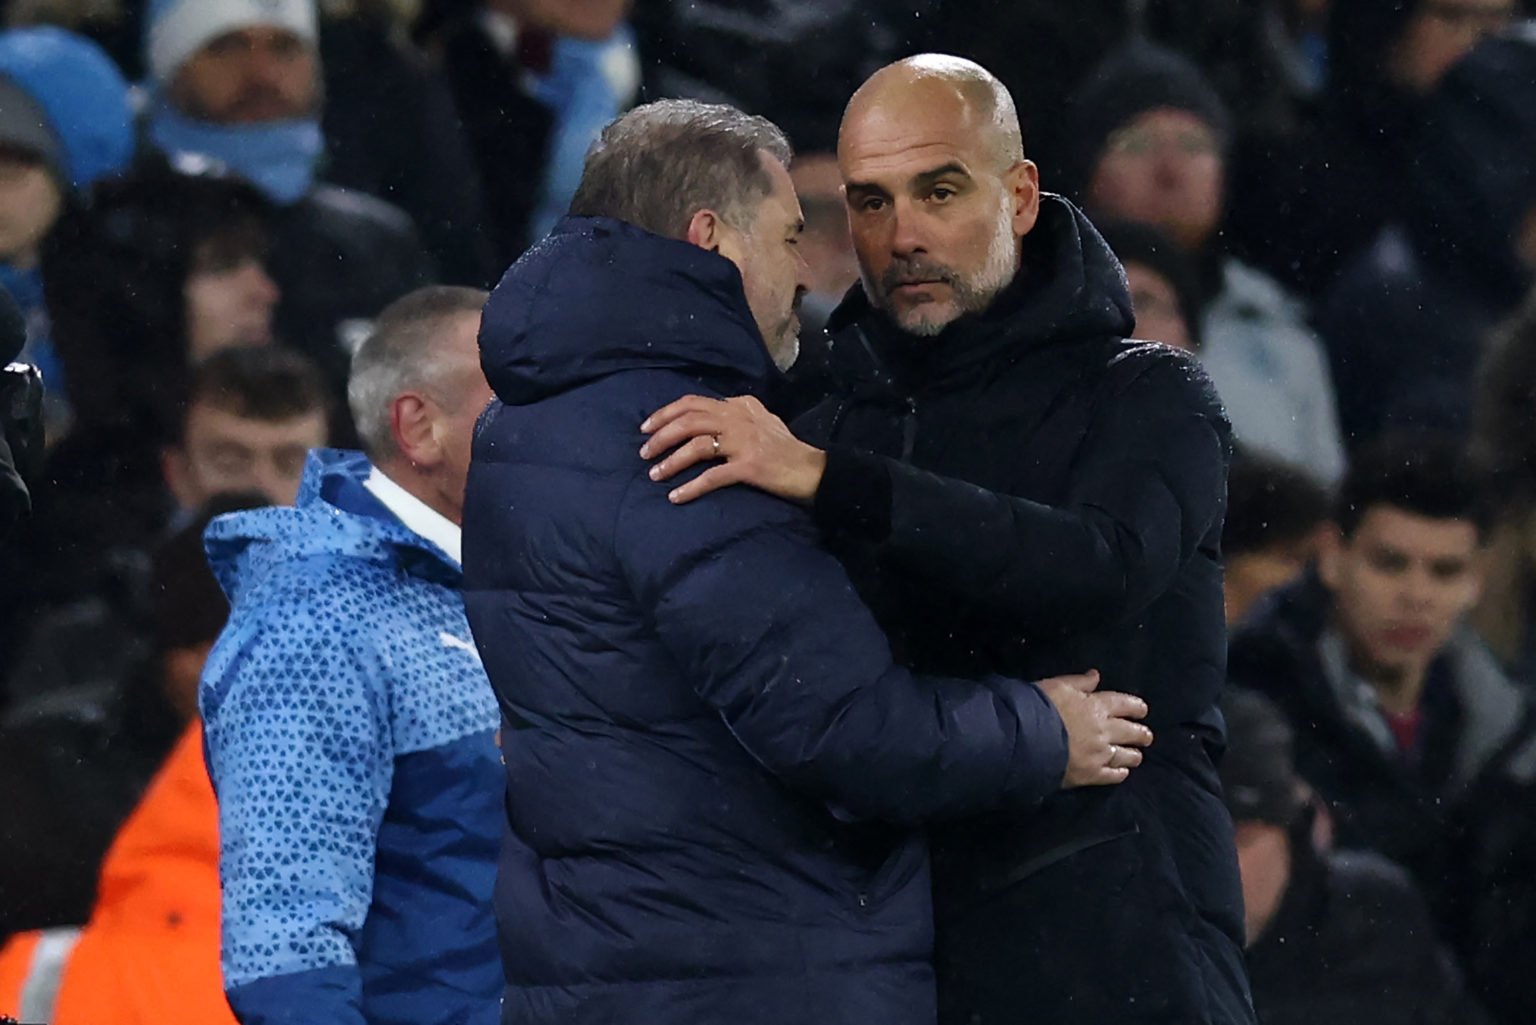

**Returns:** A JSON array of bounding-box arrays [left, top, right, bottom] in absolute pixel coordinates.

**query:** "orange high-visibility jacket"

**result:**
[[0, 721, 235, 1024]]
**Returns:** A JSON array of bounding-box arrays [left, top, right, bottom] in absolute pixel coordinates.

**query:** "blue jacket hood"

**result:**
[[205, 448, 459, 603], [0, 27, 133, 192], [479, 216, 777, 406]]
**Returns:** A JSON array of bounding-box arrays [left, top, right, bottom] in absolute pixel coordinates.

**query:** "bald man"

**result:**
[[644, 57, 1255, 1024]]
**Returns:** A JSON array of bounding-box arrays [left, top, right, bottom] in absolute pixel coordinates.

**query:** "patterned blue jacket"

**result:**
[[200, 449, 503, 1025]]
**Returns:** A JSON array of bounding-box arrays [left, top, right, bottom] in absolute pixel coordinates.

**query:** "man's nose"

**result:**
[[891, 200, 926, 255], [240, 262, 281, 308]]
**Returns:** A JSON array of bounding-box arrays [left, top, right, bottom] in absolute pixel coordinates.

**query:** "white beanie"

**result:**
[[147, 0, 318, 83]]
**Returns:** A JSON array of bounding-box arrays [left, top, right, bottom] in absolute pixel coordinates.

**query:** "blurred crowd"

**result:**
[[1, 0, 1535, 1023]]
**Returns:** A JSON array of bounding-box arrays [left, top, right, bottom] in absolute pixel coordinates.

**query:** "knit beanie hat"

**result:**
[[1061, 40, 1232, 201], [146, 0, 318, 83], [0, 27, 134, 193]]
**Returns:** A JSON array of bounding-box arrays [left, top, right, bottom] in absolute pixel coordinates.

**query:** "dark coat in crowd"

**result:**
[[1319, 28, 1536, 444], [1228, 573, 1536, 1021], [267, 185, 432, 399], [1247, 843, 1490, 1025], [434, 11, 557, 265], [320, 14, 497, 287], [462, 217, 1071, 1025], [795, 195, 1253, 1025]]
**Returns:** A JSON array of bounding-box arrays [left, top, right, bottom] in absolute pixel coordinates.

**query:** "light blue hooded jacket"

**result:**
[[200, 449, 502, 1025]]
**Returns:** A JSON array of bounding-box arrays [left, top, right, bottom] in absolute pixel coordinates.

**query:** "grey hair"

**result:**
[[347, 285, 488, 458], [569, 98, 793, 239]]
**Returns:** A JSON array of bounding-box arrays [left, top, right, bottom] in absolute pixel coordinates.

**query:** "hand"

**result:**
[[640, 394, 828, 506], [1036, 671, 1153, 788]]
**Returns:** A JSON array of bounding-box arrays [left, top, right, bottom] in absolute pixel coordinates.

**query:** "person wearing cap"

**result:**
[[141, 0, 431, 396], [0, 26, 135, 435], [1065, 40, 1346, 484], [1219, 687, 1489, 1025]]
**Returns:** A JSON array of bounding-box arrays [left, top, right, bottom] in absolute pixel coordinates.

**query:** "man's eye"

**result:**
[[859, 197, 886, 213], [931, 187, 956, 201]]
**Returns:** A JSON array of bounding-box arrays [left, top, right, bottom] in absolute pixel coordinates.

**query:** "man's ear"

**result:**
[[685, 209, 725, 253], [162, 445, 198, 511], [1316, 525, 1345, 592], [1006, 159, 1042, 238], [389, 392, 444, 469]]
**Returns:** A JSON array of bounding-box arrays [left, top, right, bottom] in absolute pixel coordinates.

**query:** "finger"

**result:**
[[1084, 765, 1132, 787], [650, 435, 721, 483], [641, 395, 722, 434], [1107, 720, 1155, 749], [1112, 745, 1145, 770], [640, 411, 722, 459], [1057, 670, 1101, 694], [1096, 691, 1148, 720], [668, 463, 744, 505]]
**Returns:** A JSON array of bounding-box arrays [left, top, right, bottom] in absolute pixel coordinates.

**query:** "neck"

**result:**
[[1352, 646, 1430, 716], [376, 458, 461, 525]]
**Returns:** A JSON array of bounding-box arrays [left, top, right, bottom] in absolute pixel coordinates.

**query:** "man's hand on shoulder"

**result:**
[[1036, 671, 1154, 788], [641, 395, 828, 506]]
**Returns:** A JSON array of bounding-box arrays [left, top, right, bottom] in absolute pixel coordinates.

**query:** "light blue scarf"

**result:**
[[147, 98, 323, 206]]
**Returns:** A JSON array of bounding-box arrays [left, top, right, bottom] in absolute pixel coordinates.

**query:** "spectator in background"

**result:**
[[0, 168, 291, 677], [1229, 0, 1518, 298], [1223, 451, 1332, 625], [0, 492, 265, 944], [1320, 25, 1536, 445], [1227, 435, 1536, 993], [1067, 41, 1346, 482], [319, 0, 497, 285], [0, 26, 134, 436], [1473, 289, 1536, 680], [200, 287, 502, 1025], [4, 346, 329, 714], [433, 0, 637, 263], [141, 0, 430, 390], [1099, 220, 1204, 352], [1219, 687, 1489, 1025]]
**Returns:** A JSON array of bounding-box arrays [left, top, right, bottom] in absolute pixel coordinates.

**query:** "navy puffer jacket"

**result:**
[[462, 217, 1070, 1025]]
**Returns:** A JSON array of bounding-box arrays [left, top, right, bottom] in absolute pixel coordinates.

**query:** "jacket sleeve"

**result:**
[[199, 573, 393, 1025], [613, 473, 1068, 824], [812, 348, 1230, 632]]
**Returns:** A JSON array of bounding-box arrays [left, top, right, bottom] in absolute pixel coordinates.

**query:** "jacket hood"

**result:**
[[0, 27, 133, 193], [1407, 25, 1536, 295], [204, 448, 459, 604], [479, 216, 777, 406], [826, 194, 1134, 389]]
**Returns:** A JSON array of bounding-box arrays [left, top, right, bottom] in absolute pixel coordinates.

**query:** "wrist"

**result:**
[[786, 445, 827, 506]]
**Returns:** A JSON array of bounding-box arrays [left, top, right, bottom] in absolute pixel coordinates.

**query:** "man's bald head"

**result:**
[[841, 55, 1024, 171]]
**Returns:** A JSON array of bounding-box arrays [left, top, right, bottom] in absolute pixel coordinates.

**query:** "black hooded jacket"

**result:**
[[794, 195, 1253, 1024]]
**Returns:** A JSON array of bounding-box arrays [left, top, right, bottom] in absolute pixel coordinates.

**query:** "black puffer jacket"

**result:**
[[796, 195, 1253, 1025]]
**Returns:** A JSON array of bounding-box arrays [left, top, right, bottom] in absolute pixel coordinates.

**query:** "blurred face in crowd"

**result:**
[[1124, 260, 1194, 352], [164, 400, 329, 509], [184, 225, 281, 360], [1392, 0, 1515, 94], [1087, 108, 1224, 253], [839, 61, 1038, 337], [1233, 820, 1290, 946], [700, 151, 810, 370], [790, 155, 861, 304], [1320, 506, 1485, 687], [0, 147, 62, 269], [171, 27, 320, 125]]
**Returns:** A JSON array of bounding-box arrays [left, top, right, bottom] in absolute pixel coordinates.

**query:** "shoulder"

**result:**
[[1100, 339, 1227, 422]]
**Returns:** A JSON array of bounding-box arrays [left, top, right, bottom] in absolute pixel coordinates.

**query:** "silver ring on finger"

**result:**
[[1107, 744, 1119, 766], [711, 434, 722, 457]]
